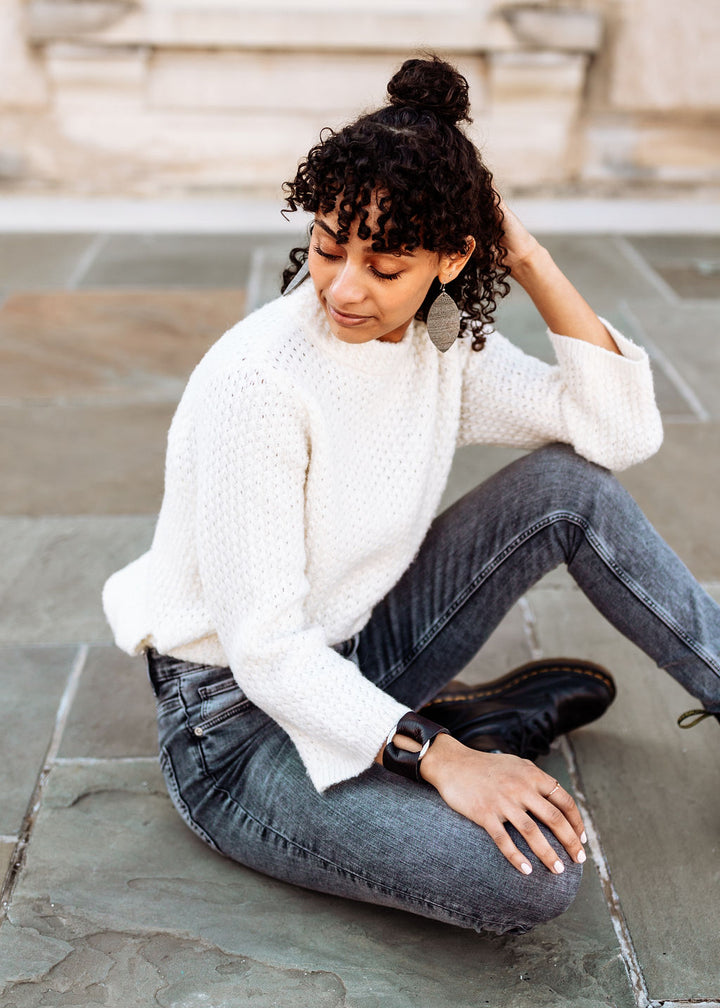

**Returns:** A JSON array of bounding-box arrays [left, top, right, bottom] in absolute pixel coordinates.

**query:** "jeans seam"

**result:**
[[579, 517, 720, 679], [376, 509, 720, 690]]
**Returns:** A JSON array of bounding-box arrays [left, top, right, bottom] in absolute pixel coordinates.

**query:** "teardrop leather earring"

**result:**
[[426, 284, 460, 353]]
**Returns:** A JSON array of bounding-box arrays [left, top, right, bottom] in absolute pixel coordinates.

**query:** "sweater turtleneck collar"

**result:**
[[286, 276, 425, 375]]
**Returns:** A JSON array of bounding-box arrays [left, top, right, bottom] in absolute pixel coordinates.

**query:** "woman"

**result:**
[[103, 56, 720, 935]]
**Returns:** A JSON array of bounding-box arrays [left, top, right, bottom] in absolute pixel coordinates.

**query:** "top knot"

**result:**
[[387, 56, 471, 125]]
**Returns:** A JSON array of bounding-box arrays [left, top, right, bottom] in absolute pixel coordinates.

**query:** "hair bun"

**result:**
[[387, 56, 471, 125]]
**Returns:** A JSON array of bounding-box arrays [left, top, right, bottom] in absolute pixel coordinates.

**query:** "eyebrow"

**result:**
[[313, 218, 416, 257]]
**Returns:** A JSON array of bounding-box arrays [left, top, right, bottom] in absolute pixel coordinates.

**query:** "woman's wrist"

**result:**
[[415, 730, 465, 787], [506, 241, 552, 289], [380, 711, 450, 782]]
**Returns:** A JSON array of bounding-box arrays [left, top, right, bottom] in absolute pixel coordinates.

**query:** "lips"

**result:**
[[326, 301, 372, 327]]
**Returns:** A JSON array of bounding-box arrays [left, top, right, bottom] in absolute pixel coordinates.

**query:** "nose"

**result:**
[[328, 258, 366, 307]]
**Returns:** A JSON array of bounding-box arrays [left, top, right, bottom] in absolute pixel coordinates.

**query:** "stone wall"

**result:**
[[0, 0, 718, 199]]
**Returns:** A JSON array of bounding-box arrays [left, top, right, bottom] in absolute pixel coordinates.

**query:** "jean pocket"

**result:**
[[192, 674, 254, 736]]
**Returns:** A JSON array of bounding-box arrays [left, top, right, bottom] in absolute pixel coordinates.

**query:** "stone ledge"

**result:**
[[501, 6, 603, 53], [25, 1, 603, 55], [26, 2, 515, 51]]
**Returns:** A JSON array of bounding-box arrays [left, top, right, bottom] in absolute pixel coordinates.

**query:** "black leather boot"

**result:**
[[419, 658, 616, 761]]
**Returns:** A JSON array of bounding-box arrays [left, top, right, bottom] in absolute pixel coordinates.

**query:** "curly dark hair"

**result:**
[[281, 55, 509, 351]]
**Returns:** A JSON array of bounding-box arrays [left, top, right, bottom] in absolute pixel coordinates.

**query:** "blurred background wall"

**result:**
[[1, 0, 718, 200]]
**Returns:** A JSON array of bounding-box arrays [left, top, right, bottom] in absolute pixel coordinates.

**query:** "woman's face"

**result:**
[[308, 207, 472, 345]]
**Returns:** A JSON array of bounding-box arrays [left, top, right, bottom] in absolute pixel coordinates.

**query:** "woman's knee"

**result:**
[[446, 831, 584, 934], [524, 442, 607, 486], [520, 859, 583, 928], [517, 443, 622, 516]]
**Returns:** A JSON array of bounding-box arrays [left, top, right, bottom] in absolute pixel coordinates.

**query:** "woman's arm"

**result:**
[[499, 200, 620, 355]]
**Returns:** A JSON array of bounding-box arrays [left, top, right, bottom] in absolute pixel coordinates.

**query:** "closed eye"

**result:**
[[313, 243, 402, 281], [370, 265, 402, 281], [314, 244, 341, 261]]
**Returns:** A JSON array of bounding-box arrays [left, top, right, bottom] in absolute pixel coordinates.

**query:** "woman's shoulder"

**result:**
[[188, 290, 308, 393]]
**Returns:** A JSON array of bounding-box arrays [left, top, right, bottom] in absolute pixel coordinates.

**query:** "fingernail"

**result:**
[[577, 850, 586, 864], [520, 862, 532, 875], [553, 860, 564, 874], [580, 831, 587, 844]]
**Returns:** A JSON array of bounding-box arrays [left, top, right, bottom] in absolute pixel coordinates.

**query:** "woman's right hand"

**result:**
[[419, 732, 587, 875]]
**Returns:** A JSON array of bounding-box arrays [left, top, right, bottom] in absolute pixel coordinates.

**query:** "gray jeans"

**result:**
[[146, 444, 720, 934]]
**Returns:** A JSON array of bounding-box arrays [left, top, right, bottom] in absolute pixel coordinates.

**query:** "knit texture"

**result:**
[[103, 280, 663, 791]]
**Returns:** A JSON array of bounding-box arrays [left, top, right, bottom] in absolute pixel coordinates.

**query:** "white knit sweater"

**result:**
[[103, 279, 663, 791]]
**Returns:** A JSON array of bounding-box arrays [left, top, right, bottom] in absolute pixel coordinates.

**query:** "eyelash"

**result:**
[[312, 244, 402, 282]]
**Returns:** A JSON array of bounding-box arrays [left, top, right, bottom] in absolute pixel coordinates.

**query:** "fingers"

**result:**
[[428, 744, 588, 876], [485, 819, 536, 877], [522, 790, 586, 872], [544, 780, 587, 844], [484, 773, 588, 877]]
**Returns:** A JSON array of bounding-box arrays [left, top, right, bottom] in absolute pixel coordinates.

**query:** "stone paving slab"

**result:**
[[624, 297, 720, 421], [0, 759, 633, 1008], [617, 422, 720, 582], [626, 235, 720, 300], [58, 646, 158, 760], [0, 517, 154, 645], [528, 583, 720, 1001], [0, 290, 245, 403], [539, 235, 666, 315], [0, 235, 99, 292], [77, 233, 298, 290], [0, 646, 76, 836], [2, 402, 175, 515]]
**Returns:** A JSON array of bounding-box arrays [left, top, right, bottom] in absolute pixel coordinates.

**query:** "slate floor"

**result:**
[[1, 224, 719, 1007]]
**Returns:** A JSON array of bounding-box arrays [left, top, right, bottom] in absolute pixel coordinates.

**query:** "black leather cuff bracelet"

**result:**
[[382, 711, 450, 782]]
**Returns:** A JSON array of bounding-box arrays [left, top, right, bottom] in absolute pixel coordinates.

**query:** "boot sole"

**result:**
[[423, 657, 616, 711]]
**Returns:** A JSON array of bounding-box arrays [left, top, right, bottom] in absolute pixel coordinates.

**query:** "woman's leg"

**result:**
[[147, 443, 718, 934], [355, 443, 720, 718], [148, 651, 581, 935]]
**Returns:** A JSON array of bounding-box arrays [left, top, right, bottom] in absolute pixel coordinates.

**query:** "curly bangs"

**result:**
[[281, 60, 510, 350]]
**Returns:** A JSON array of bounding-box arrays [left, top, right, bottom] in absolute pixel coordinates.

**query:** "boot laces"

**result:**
[[504, 709, 555, 758], [677, 708, 717, 729]]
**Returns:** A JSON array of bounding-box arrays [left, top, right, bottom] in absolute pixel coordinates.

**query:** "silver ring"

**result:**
[[546, 782, 561, 798]]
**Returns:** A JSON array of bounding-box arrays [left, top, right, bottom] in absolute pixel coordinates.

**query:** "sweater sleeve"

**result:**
[[194, 366, 409, 793], [457, 318, 663, 470]]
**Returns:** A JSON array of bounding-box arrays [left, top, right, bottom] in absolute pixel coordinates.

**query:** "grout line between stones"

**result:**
[[66, 233, 110, 289], [559, 734, 653, 1008], [518, 595, 542, 660], [647, 1002, 720, 1007], [618, 298, 710, 422], [245, 246, 268, 314], [613, 236, 681, 305], [0, 643, 88, 918]]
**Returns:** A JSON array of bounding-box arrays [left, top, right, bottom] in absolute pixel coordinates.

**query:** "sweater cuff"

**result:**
[[294, 699, 412, 793], [548, 316, 649, 364]]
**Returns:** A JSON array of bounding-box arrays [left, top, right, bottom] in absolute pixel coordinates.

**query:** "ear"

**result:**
[[437, 236, 476, 284]]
